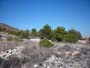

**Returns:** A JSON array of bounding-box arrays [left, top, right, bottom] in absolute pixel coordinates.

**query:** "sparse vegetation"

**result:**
[[13, 37, 20, 41], [39, 39, 53, 48], [20, 30, 30, 39], [0, 23, 82, 42], [7, 36, 13, 41], [0, 0, 89, 67], [63, 29, 82, 43], [31, 28, 37, 38], [64, 34, 78, 43], [38, 25, 81, 43], [39, 24, 53, 39], [52, 26, 67, 41]]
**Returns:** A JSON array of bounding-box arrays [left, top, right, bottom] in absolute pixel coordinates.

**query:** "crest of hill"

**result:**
[[0, 23, 19, 32]]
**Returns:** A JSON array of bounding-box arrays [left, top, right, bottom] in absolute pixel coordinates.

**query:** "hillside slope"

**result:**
[[0, 23, 18, 32]]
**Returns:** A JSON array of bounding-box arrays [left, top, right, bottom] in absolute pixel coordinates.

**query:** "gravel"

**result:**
[[0, 41, 90, 68]]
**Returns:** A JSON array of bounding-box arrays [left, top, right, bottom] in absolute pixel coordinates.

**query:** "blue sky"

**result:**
[[0, 0, 90, 36]]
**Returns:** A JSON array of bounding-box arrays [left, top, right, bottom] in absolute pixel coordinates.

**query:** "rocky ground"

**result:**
[[0, 41, 90, 68]]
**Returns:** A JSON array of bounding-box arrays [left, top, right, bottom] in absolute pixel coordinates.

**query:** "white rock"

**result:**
[[30, 38, 40, 42], [47, 66, 50, 68], [43, 63, 47, 67], [48, 55, 56, 62], [34, 64, 38, 68]]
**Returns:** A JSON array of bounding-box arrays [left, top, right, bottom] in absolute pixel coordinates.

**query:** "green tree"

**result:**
[[64, 29, 82, 43], [31, 28, 37, 38], [53, 26, 67, 41], [68, 29, 82, 39], [20, 30, 30, 39], [12, 30, 24, 37], [64, 33, 78, 43], [39, 24, 52, 39]]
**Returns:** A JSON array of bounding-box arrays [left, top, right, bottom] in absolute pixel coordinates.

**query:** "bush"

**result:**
[[39, 39, 53, 48], [52, 26, 67, 42], [64, 34, 78, 43], [39, 24, 52, 39], [20, 30, 30, 39], [7, 36, 13, 41], [13, 37, 20, 41]]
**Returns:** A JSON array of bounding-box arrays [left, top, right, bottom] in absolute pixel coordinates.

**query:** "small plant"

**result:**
[[13, 37, 20, 41], [64, 34, 78, 43], [7, 36, 13, 41], [39, 39, 53, 48]]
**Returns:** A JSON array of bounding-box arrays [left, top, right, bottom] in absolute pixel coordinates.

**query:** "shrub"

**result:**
[[13, 37, 20, 41], [7, 36, 13, 41], [31, 28, 37, 38], [64, 34, 78, 43], [39, 24, 52, 39], [20, 30, 30, 39], [39, 39, 53, 48]]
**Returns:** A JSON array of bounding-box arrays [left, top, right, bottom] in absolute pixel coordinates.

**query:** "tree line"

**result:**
[[0, 24, 82, 42]]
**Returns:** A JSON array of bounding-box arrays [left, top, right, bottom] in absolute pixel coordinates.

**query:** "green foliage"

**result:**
[[31, 28, 37, 38], [5, 36, 20, 41], [7, 36, 13, 41], [39, 24, 52, 39], [0, 25, 22, 37], [13, 31, 22, 36], [39, 39, 53, 48], [68, 29, 82, 39], [0, 23, 82, 43], [63, 29, 81, 43], [20, 30, 30, 39], [39, 25, 81, 43], [13, 37, 20, 41], [64, 34, 78, 43], [52, 26, 67, 41]]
